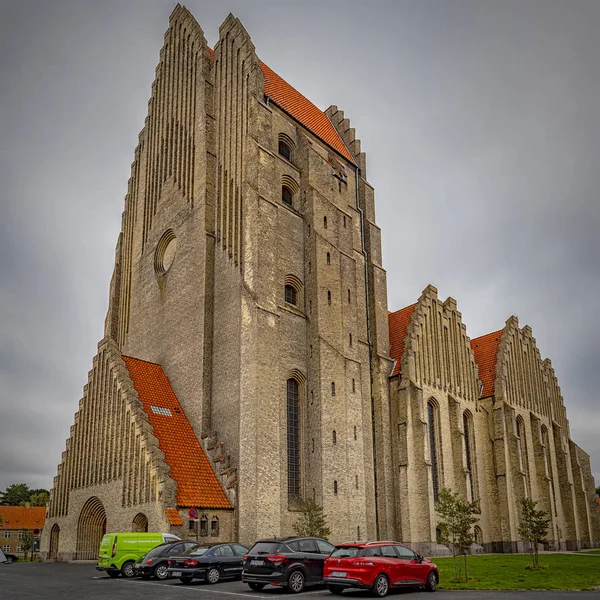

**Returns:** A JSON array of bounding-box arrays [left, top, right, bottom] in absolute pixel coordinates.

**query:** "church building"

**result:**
[[41, 6, 599, 561]]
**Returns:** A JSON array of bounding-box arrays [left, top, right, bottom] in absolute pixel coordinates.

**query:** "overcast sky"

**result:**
[[1, 0, 598, 493]]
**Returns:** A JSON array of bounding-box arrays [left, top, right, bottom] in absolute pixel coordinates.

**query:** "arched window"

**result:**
[[516, 416, 530, 498], [463, 411, 478, 501], [333, 480, 338, 495], [210, 516, 219, 537], [284, 284, 297, 305], [279, 140, 292, 161], [428, 400, 441, 502], [326, 252, 331, 265], [287, 378, 301, 499], [278, 133, 294, 161], [282, 185, 293, 206], [332, 430, 337, 445]]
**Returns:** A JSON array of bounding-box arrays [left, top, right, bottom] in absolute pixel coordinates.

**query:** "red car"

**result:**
[[323, 541, 438, 597]]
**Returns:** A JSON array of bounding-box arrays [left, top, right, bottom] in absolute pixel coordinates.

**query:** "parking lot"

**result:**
[[1, 563, 598, 600]]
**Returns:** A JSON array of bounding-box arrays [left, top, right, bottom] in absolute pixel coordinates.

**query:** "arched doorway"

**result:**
[[132, 513, 148, 532], [76, 497, 107, 560], [49, 523, 60, 561]]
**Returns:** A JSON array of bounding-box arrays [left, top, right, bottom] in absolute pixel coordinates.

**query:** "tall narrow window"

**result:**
[[352, 378, 356, 392], [355, 475, 359, 489], [516, 417, 530, 498], [284, 284, 297, 306], [327, 290, 331, 305], [287, 378, 301, 499], [343, 215, 347, 228], [541, 425, 557, 515], [331, 382, 336, 396], [349, 333, 353, 346], [333, 481, 338, 495], [332, 430, 337, 445], [463, 411, 477, 501], [326, 252, 331, 265], [428, 400, 440, 502], [324, 216, 328, 229], [354, 425, 357, 440], [279, 139, 292, 161], [348, 289, 351, 303], [282, 185, 293, 207]]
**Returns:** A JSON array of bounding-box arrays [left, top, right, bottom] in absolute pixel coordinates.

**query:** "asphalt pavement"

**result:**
[[0, 563, 598, 600]]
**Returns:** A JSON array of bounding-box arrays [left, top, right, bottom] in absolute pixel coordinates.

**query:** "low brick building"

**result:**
[[0, 506, 45, 558]]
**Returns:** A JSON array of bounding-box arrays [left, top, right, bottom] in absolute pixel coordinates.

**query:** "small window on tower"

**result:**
[[349, 333, 353, 346], [352, 378, 356, 392], [331, 382, 336, 396], [282, 185, 293, 207], [327, 290, 332, 305], [333, 481, 338, 495], [343, 215, 347, 228], [285, 284, 297, 306], [279, 139, 292, 161], [326, 252, 331, 265], [324, 216, 328, 229], [354, 425, 357, 440], [348, 289, 351, 303], [333, 430, 337, 445]]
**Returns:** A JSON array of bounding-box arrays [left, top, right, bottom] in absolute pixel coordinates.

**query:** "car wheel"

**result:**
[[206, 567, 220, 584], [121, 561, 136, 578], [372, 573, 389, 597], [107, 571, 119, 579], [328, 584, 345, 595], [154, 564, 169, 580], [248, 582, 266, 591], [288, 570, 305, 594], [180, 576, 193, 584], [5, 558, 12, 564], [425, 571, 438, 592]]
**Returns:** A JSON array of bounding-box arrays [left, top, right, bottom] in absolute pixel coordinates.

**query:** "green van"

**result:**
[[97, 532, 180, 578]]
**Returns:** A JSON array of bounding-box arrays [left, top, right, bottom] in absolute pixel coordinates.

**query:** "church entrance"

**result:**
[[132, 513, 148, 532], [76, 497, 107, 560], [49, 523, 60, 561]]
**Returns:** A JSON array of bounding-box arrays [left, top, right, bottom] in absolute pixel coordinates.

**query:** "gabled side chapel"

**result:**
[[41, 6, 599, 561]]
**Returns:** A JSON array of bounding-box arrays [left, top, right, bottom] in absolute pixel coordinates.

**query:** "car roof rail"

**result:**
[[366, 540, 399, 545]]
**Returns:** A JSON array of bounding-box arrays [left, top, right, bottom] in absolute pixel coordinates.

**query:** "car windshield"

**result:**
[[183, 546, 209, 556], [250, 542, 288, 555], [145, 544, 171, 558], [331, 547, 362, 558]]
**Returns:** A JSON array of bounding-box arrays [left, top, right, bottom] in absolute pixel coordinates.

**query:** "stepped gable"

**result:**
[[388, 304, 417, 377], [122, 356, 232, 510], [470, 330, 503, 398], [207, 47, 354, 164]]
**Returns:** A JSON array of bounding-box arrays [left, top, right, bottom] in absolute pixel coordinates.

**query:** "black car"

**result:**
[[2, 553, 18, 563], [242, 537, 335, 594], [134, 540, 198, 580], [167, 542, 249, 584]]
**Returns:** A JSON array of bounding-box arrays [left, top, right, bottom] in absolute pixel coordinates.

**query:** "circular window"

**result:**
[[154, 229, 177, 275]]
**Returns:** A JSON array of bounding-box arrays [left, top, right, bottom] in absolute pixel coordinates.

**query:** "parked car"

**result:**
[[242, 536, 335, 594], [134, 540, 198, 580], [0, 548, 17, 563], [168, 542, 249, 584], [323, 541, 438, 597], [97, 532, 180, 578]]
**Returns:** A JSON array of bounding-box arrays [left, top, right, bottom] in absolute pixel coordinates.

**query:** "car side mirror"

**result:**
[[417, 554, 423, 563]]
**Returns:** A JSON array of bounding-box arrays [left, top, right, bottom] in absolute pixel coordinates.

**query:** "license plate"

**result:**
[[331, 571, 347, 577], [250, 560, 264, 566], [171, 571, 182, 577]]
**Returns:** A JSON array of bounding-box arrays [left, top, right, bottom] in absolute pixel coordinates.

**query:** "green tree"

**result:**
[[436, 487, 479, 581], [0, 483, 31, 506], [595, 485, 600, 497], [21, 530, 34, 561], [518, 498, 550, 569], [292, 499, 331, 540], [27, 491, 49, 507]]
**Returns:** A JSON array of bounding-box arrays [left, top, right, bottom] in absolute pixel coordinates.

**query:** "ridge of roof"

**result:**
[[122, 356, 232, 510], [471, 330, 503, 398], [0, 506, 46, 530], [207, 47, 355, 164], [388, 304, 417, 377]]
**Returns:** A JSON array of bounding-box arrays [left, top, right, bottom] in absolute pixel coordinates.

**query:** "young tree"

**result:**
[[28, 491, 49, 507], [292, 499, 331, 540], [21, 530, 34, 562], [0, 483, 31, 506], [436, 488, 479, 581], [518, 498, 550, 569]]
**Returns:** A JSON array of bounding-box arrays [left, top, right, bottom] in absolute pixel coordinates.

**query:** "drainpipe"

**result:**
[[355, 166, 380, 540]]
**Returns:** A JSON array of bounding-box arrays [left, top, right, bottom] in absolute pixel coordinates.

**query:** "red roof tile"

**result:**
[[388, 304, 417, 377], [259, 62, 355, 164], [0, 506, 45, 530], [207, 47, 354, 164], [471, 330, 503, 398], [122, 356, 232, 510], [165, 508, 183, 526]]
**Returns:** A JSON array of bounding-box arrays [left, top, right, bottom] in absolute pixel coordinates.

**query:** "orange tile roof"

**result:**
[[165, 508, 183, 526], [207, 47, 355, 164], [122, 356, 232, 510], [259, 62, 355, 164], [471, 330, 503, 398], [388, 304, 417, 377], [0, 506, 45, 530]]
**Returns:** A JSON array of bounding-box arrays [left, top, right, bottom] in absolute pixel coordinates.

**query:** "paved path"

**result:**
[[1, 562, 598, 600]]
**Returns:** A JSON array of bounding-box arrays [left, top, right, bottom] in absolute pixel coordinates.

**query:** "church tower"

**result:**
[[42, 5, 393, 560]]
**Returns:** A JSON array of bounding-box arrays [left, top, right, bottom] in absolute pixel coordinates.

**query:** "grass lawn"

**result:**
[[433, 553, 600, 590], [580, 549, 600, 555]]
